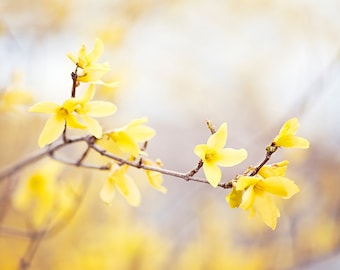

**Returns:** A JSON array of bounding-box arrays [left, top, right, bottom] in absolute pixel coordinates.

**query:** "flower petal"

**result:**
[[236, 176, 260, 191], [87, 38, 104, 63], [194, 144, 209, 160], [226, 186, 243, 208], [81, 84, 95, 102], [81, 115, 102, 138], [239, 185, 256, 210], [38, 115, 65, 147], [65, 113, 86, 129], [203, 162, 221, 187], [116, 174, 141, 207], [261, 177, 289, 197], [207, 123, 227, 149], [66, 53, 78, 65], [85, 101, 117, 117], [216, 148, 247, 167], [256, 194, 280, 230], [29, 102, 59, 114], [110, 132, 140, 156], [62, 98, 80, 112], [100, 180, 116, 206], [145, 170, 167, 193]]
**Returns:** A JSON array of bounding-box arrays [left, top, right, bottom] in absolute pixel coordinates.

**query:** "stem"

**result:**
[[249, 143, 278, 176], [71, 66, 79, 98], [0, 137, 85, 182], [19, 230, 47, 270], [186, 159, 203, 178]]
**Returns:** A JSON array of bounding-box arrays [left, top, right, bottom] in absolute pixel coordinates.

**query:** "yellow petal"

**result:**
[[100, 179, 116, 206], [116, 174, 141, 207], [38, 115, 65, 147], [110, 132, 140, 156], [217, 148, 247, 167], [85, 101, 117, 117], [280, 178, 300, 199], [81, 115, 102, 138], [226, 186, 243, 208], [92, 80, 120, 88], [77, 44, 87, 68], [261, 177, 289, 197], [81, 84, 95, 102], [255, 194, 280, 230], [29, 102, 59, 114], [66, 53, 78, 65], [62, 98, 80, 112], [78, 67, 109, 83], [278, 117, 299, 137], [123, 119, 155, 142], [96, 135, 124, 155], [259, 160, 288, 178], [145, 170, 167, 193], [203, 162, 221, 187], [274, 135, 310, 148], [239, 185, 256, 210], [207, 123, 227, 149], [87, 38, 104, 63], [236, 176, 260, 191], [65, 113, 86, 129], [194, 144, 209, 160]]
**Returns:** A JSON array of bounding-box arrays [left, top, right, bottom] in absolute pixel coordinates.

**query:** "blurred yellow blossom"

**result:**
[[12, 160, 73, 228], [67, 38, 111, 83], [97, 118, 155, 157], [0, 71, 33, 112], [100, 163, 141, 206], [232, 161, 299, 230], [273, 117, 310, 149], [194, 123, 247, 187], [0, 90, 32, 112], [143, 159, 167, 194], [75, 84, 117, 138], [29, 98, 85, 147]]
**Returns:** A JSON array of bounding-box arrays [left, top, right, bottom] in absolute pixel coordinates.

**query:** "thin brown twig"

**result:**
[[19, 230, 47, 270]]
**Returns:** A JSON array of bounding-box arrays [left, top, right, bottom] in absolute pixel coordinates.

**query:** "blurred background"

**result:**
[[1, 0, 340, 269]]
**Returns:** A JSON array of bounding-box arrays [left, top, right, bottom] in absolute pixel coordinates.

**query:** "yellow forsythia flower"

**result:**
[[30, 99, 85, 147], [97, 118, 156, 157], [67, 38, 111, 83], [143, 159, 167, 194], [194, 123, 247, 187], [75, 84, 117, 138], [100, 164, 141, 206], [0, 90, 32, 112], [273, 117, 310, 149], [12, 160, 74, 228], [233, 161, 299, 230]]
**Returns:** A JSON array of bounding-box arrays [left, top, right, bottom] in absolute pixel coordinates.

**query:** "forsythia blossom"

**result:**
[[227, 161, 299, 230], [194, 123, 247, 187], [272, 117, 310, 149], [75, 84, 117, 138], [67, 38, 114, 85], [30, 98, 85, 147], [97, 118, 156, 157], [12, 161, 75, 227], [29, 85, 116, 147], [100, 163, 141, 206], [143, 158, 167, 194]]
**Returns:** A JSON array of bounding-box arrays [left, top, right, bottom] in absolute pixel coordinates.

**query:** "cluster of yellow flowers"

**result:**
[[27, 39, 166, 214], [24, 39, 310, 230]]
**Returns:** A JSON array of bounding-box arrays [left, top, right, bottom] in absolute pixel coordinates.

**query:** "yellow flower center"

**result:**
[[204, 149, 217, 162], [28, 174, 46, 193], [254, 182, 265, 194], [57, 108, 69, 120]]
